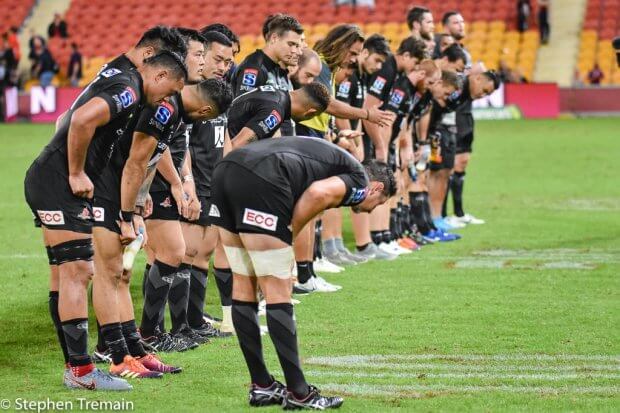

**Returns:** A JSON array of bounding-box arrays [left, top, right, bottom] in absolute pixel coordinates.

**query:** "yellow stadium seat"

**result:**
[[312, 23, 330, 36], [365, 23, 383, 34], [383, 22, 400, 33], [471, 21, 488, 33], [489, 20, 506, 32]]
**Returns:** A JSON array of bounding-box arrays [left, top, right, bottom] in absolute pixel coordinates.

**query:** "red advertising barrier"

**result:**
[[504, 83, 559, 119], [29, 86, 82, 123], [559, 87, 620, 113]]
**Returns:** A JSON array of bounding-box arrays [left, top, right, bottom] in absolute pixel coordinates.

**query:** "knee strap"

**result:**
[[46, 246, 58, 266], [51, 239, 94, 265]]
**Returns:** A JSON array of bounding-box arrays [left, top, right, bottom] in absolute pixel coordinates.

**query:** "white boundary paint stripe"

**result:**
[[321, 383, 620, 396], [305, 362, 620, 372], [0, 254, 45, 259], [307, 370, 620, 381], [306, 354, 620, 363]]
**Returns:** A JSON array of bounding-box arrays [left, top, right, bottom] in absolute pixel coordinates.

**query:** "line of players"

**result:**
[[23, 7, 500, 411]]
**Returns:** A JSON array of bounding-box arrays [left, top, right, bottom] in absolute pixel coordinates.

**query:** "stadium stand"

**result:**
[[0, 0, 35, 34], [578, 0, 620, 84], [38, 0, 541, 86]]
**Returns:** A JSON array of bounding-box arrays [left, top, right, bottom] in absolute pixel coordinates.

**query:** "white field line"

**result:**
[[0, 253, 44, 259], [321, 383, 620, 396], [306, 354, 620, 363], [305, 361, 620, 373], [307, 370, 620, 381]]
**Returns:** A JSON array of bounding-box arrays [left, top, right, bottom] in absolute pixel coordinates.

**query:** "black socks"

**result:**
[[214, 267, 233, 307], [140, 260, 176, 337], [296, 261, 312, 284], [61, 318, 91, 366], [169, 263, 191, 334], [100, 323, 129, 365], [451, 171, 465, 217], [120, 319, 147, 358], [266, 303, 309, 398], [232, 300, 272, 386], [187, 265, 208, 329], [49, 291, 69, 364]]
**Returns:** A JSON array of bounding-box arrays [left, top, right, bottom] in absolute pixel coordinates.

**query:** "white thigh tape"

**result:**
[[248, 247, 295, 279], [222, 246, 255, 276]]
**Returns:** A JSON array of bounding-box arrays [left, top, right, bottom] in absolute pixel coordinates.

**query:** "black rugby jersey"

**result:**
[[189, 115, 227, 197], [95, 94, 186, 201], [34, 63, 143, 179], [227, 87, 291, 141], [220, 137, 369, 207], [335, 70, 365, 130]]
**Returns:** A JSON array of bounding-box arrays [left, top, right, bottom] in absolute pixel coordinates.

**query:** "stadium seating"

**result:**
[[46, 0, 541, 85], [578, 0, 620, 84], [0, 0, 35, 34]]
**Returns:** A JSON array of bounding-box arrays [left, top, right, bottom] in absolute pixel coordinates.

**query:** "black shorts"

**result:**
[[92, 197, 120, 234], [180, 195, 211, 226], [147, 191, 180, 221], [24, 162, 93, 233], [430, 126, 456, 171], [456, 132, 474, 154], [210, 162, 294, 244]]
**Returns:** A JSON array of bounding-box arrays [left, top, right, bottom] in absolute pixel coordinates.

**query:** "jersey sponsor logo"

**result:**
[[100, 68, 121, 78], [264, 110, 282, 130], [37, 210, 65, 226], [160, 197, 172, 208], [93, 207, 105, 222], [370, 76, 387, 94], [337, 81, 351, 97], [119, 87, 137, 108], [259, 85, 276, 92], [242, 208, 278, 232], [347, 188, 368, 205], [208, 204, 221, 218], [214, 125, 225, 148], [242, 68, 258, 87], [389, 89, 405, 107], [155, 101, 174, 125], [77, 207, 92, 221]]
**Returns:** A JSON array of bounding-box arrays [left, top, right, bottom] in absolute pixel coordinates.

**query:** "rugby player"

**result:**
[[227, 82, 331, 147], [407, 6, 435, 43], [440, 11, 486, 225], [139, 30, 233, 351], [178, 30, 236, 337], [427, 70, 500, 231], [200, 23, 240, 82], [289, 48, 322, 89], [233, 14, 302, 135], [24, 45, 187, 389], [323, 34, 394, 265], [363, 37, 427, 256], [92, 56, 232, 378], [209, 138, 396, 409]]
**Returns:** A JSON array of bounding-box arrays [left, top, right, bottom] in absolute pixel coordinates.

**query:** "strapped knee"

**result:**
[[46, 246, 58, 266], [50, 239, 94, 265], [247, 247, 295, 279], [223, 246, 255, 276]]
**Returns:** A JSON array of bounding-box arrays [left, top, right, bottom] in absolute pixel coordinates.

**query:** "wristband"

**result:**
[[134, 206, 145, 217], [333, 135, 341, 145], [183, 174, 193, 183], [120, 210, 134, 223]]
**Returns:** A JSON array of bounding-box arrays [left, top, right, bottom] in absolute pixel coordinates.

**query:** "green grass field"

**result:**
[[0, 119, 618, 412]]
